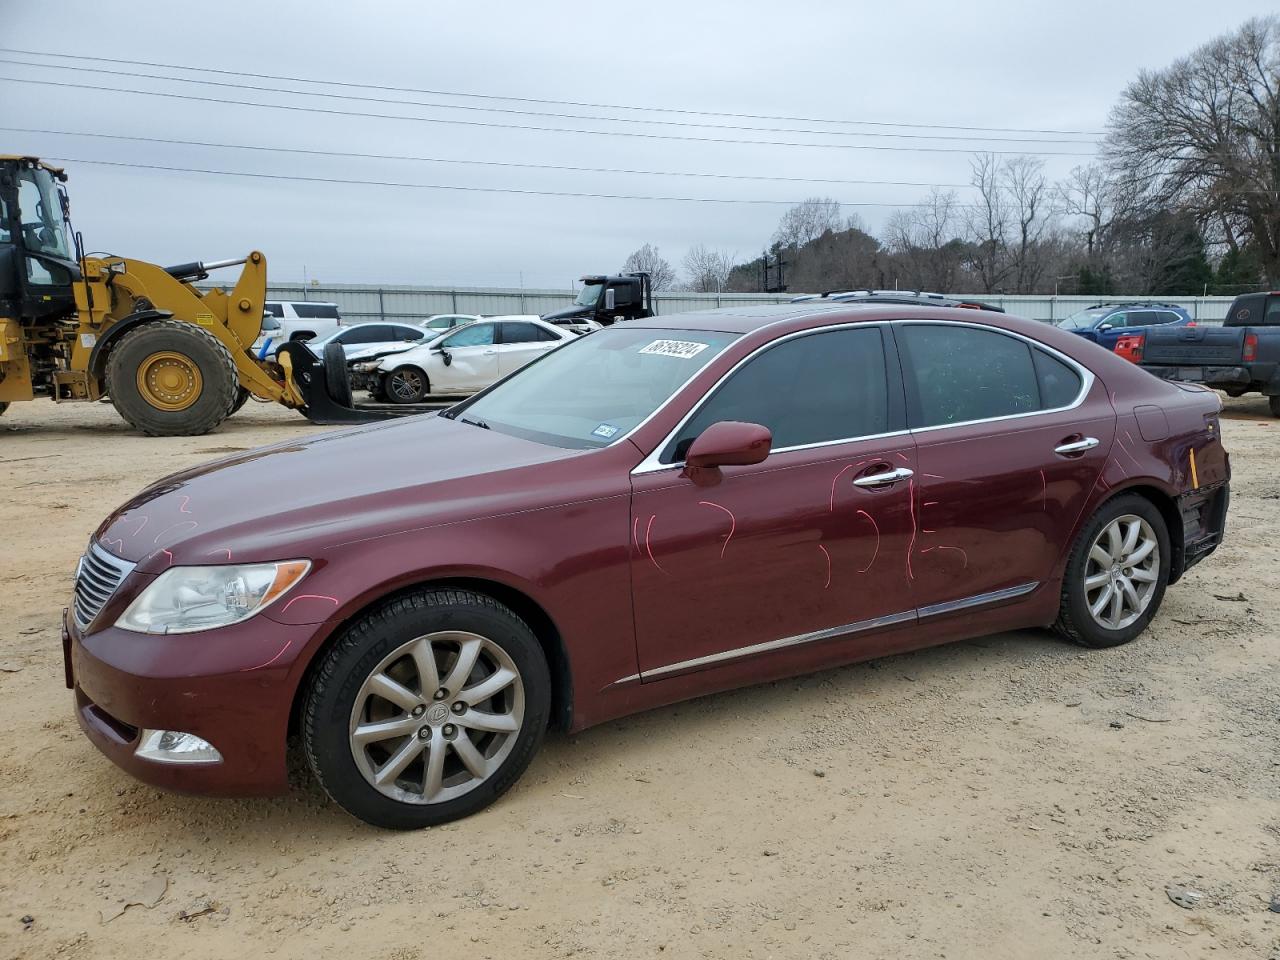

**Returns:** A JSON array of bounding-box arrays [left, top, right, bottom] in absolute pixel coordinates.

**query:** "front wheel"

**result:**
[[1054, 493, 1171, 648], [105, 320, 238, 436], [384, 366, 428, 404], [302, 588, 550, 829]]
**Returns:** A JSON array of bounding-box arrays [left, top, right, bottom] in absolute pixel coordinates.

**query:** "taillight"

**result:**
[[1114, 333, 1144, 363], [1243, 333, 1258, 362]]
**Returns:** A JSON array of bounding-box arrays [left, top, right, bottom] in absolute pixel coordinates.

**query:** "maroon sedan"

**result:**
[[65, 304, 1229, 828]]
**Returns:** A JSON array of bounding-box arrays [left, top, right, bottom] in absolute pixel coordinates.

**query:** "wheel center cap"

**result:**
[[425, 703, 450, 725]]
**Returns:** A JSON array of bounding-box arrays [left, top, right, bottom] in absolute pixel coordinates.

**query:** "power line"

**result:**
[[0, 46, 1107, 137], [42, 155, 953, 206], [0, 57, 1096, 145], [4, 127, 975, 190], [1, 76, 1098, 158]]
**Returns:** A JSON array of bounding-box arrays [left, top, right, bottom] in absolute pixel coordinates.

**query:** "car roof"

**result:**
[[614, 301, 993, 334]]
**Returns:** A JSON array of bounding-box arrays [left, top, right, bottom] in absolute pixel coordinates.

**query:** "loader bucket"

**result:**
[[276, 340, 408, 425]]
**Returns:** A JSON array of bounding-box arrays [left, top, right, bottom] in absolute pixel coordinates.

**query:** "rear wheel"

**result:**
[[385, 366, 428, 404], [105, 320, 238, 436], [302, 588, 550, 829], [1054, 494, 1171, 648]]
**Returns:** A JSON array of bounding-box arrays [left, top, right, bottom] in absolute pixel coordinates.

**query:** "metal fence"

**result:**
[[232, 282, 1240, 325]]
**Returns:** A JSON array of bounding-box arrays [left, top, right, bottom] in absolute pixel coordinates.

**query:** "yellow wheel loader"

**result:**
[[0, 156, 389, 435]]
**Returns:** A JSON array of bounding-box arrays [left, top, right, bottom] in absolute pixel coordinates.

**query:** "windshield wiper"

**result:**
[[458, 416, 490, 430]]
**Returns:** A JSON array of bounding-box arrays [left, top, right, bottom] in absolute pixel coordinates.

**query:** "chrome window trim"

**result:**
[[878, 319, 1095, 436], [632, 580, 1040, 681], [631, 320, 897, 476]]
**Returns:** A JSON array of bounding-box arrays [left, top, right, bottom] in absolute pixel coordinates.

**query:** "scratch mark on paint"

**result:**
[[153, 520, 197, 545], [828, 460, 869, 511], [644, 514, 666, 574], [906, 479, 917, 581], [922, 500, 939, 508], [817, 544, 831, 589], [178, 496, 192, 515], [697, 500, 736, 559], [210, 547, 233, 561], [1039, 469, 1046, 511], [632, 516, 640, 554], [936, 545, 969, 568], [279, 594, 340, 615], [922, 528, 936, 534], [240, 640, 292, 672], [856, 509, 879, 573], [894, 452, 910, 463], [103, 538, 125, 552], [131, 515, 148, 538], [922, 473, 945, 480], [161, 549, 174, 567]]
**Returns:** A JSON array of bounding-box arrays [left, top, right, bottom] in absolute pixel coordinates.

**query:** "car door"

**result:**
[[433, 322, 500, 392], [630, 324, 919, 681], [498, 322, 563, 376], [894, 321, 1115, 616]]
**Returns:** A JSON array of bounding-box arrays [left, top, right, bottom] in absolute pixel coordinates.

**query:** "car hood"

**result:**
[[94, 415, 586, 572], [541, 305, 593, 322]]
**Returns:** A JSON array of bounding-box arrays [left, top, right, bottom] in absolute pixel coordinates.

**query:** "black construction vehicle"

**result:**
[[1141, 290, 1280, 417], [541, 272, 656, 329]]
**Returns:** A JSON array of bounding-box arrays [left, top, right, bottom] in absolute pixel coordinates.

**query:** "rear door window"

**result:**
[[341, 325, 391, 344], [292, 303, 340, 319], [1125, 311, 1158, 327], [499, 322, 544, 344], [444, 323, 496, 348], [898, 324, 1040, 427], [666, 326, 891, 461]]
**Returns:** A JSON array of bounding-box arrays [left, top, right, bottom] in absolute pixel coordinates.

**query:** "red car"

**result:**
[[65, 304, 1230, 828]]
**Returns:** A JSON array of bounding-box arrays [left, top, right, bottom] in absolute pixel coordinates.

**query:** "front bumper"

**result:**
[[63, 607, 323, 796]]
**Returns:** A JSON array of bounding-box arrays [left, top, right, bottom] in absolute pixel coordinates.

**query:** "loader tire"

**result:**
[[323, 342, 354, 409], [229, 386, 251, 416], [106, 320, 238, 437]]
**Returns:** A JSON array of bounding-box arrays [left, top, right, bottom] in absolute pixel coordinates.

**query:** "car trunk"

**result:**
[[1143, 325, 1245, 365]]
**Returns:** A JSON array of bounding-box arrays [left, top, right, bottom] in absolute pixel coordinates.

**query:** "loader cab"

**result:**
[[0, 157, 80, 324]]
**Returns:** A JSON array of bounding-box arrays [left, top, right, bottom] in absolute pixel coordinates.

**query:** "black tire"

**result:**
[[1223, 387, 1246, 398], [385, 366, 428, 404], [0, 401, 8, 417], [1053, 493, 1171, 649], [302, 588, 551, 830], [1269, 395, 1280, 418], [322, 342, 353, 408], [228, 386, 251, 416], [105, 320, 238, 436]]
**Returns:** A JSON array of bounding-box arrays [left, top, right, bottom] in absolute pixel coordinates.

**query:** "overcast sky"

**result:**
[[3, 1, 1275, 289]]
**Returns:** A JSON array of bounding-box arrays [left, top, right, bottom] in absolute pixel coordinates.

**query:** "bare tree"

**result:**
[[682, 244, 736, 293], [773, 197, 844, 249], [1055, 164, 1115, 257], [885, 188, 962, 290], [962, 153, 1012, 292], [1004, 156, 1051, 293], [622, 243, 676, 291], [1104, 15, 1280, 283]]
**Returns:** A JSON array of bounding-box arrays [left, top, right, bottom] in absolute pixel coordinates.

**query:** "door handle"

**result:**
[[852, 467, 914, 488], [1054, 437, 1099, 456], [482, 350, 497, 355]]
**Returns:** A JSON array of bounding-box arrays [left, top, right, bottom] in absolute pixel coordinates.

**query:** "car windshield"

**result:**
[[574, 282, 604, 307], [452, 327, 738, 449], [1057, 308, 1112, 331], [16, 167, 73, 260]]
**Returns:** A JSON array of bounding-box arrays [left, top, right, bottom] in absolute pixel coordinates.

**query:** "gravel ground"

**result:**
[[1, 395, 1277, 960]]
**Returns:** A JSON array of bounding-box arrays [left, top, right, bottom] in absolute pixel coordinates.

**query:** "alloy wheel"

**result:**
[[348, 631, 524, 805], [1083, 514, 1160, 630], [388, 369, 424, 402]]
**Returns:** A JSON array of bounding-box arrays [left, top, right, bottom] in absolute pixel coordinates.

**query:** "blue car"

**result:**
[[1055, 301, 1193, 351]]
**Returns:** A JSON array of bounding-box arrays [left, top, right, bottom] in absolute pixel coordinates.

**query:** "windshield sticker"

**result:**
[[592, 423, 620, 439], [638, 339, 709, 359]]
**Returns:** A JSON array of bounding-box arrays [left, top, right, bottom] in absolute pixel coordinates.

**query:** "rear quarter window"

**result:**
[[292, 303, 340, 320]]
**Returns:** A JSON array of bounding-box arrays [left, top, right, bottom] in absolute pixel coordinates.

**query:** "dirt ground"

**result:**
[[1, 395, 1277, 960]]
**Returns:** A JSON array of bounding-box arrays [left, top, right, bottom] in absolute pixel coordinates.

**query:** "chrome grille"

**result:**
[[73, 541, 137, 630]]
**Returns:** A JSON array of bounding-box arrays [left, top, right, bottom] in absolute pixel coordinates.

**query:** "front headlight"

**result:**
[[352, 361, 380, 372], [115, 560, 311, 634]]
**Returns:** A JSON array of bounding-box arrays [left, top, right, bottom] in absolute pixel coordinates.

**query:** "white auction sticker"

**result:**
[[638, 339, 709, 359]]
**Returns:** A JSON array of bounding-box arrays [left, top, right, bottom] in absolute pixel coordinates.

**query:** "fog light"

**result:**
[[135, 729, 223, 764]]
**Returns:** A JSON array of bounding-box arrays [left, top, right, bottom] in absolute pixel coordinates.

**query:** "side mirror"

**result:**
[[1097, 323, 1113, 333], [604, 287, 616, 311], [685, 421, 772, 469]]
